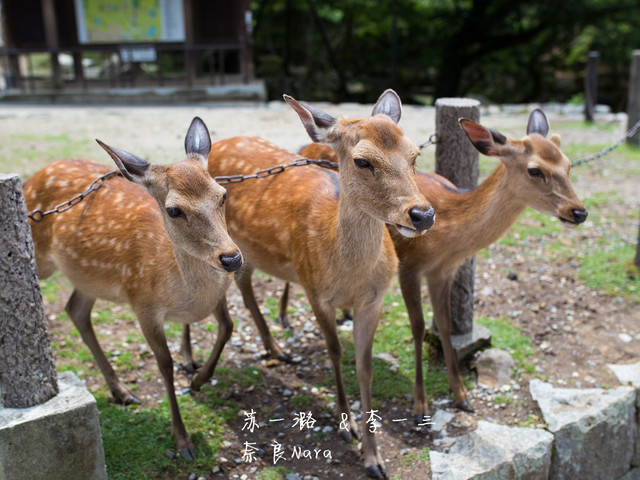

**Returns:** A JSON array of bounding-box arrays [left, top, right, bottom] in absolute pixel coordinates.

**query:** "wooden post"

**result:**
[[41, 0, 62, 89], [628, 50, 640, 146], [435, 98, 480, 335], [635, 219, 640, 269], [0, 174, 58, 408], [584, 51, 599, 122]]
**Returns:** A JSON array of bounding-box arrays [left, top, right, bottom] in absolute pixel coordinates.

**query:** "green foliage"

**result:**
[[251, 0, 640, 107], [477, 316, 535, 374]]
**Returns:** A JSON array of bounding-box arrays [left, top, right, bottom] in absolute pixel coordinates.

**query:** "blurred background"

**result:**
[[1, 0, 639, 108]]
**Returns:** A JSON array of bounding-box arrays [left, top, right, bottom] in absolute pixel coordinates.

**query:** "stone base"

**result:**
[[0, 371, 107, 480], [429, 320, 492, 362]]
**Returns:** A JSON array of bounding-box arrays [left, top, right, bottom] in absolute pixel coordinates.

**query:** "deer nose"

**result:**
[[572, 209, 588, 224], [409, 206, 435, 232], [220, 251, 243, 272]]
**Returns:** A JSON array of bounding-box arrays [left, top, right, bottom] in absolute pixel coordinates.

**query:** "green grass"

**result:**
[[578, 242, 639, 302], [398, 447, 430, 468], [256, 466, 291, 480], [477, 316, 535, 374]]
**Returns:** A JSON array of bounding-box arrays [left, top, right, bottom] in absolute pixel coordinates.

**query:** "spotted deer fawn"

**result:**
[[206, 90, 434, 479], [23, 117, 242, 460], [292, 109, 588, 420]]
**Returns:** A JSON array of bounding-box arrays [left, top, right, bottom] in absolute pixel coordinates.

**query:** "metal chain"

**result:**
[[26, 158, 339, 222], [573, 117, 640, 167], [213, 157, 338, 185], [419, 133, 437, 150], [27, 169, 120, 222]]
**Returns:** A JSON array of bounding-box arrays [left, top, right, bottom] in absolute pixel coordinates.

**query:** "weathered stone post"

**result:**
[[628, 50, 640, 146], [0, 174, 107, 480], [584, 51, 599, 122], [434, 98, 491, 359], [0, 174, 59, 408]]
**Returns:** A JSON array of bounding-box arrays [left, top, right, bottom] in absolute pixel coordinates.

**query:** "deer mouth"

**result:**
[[395, 224, 426, 238], [559, 217, 579, 228]]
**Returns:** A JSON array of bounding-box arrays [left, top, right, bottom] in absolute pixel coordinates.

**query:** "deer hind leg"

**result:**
[[353, 301, 388, 480], [398, 266, 429, 424], [179, 324, 202, 374], [309, 297, 360, 443], [137, 312, 194, 460], [276, 281, 291, 328], [191, 298, 234, 390], [427, 276, 472, 412], [235, 263, 291, 362], [65, 288, 140, 405]]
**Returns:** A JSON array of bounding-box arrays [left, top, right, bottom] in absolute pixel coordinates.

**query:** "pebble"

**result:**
[[619, 332, 633, 343], [211, 465, 221, 474]]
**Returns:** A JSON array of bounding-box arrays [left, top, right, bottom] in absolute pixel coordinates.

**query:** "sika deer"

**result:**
[[206, 90, 434, 479], [294, 109, 588, 420], [23, 117, 242, 460]]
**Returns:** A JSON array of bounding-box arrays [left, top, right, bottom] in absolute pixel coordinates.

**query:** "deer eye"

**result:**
[[221, 192, 227, 207], [354, 158, 373, 170], [166, 206, 183, 218], [527, 167, 544, 179]]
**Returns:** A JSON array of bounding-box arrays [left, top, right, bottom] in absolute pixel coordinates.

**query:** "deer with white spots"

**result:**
[[23, 117, 242, 460], [293, 109, 588, 421], [206, 90, 434, 479]]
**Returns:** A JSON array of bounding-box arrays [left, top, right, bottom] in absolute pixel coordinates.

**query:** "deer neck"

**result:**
[[171, 246, 226, 298], [454, 162, 528, 249], [334, 194, 385, 268]]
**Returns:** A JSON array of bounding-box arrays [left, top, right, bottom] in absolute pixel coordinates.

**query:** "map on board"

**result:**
[[75, 0, 185, 44]]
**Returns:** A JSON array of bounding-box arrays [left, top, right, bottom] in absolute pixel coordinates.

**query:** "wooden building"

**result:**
[[0, 0, 255, 96]]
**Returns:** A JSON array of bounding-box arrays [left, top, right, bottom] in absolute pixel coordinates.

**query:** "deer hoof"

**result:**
[[181, 361, 202, 374], [414, 413, 433, 429], [366, 464, 389, 480], [113, 390, 141, 406], [276, 315, 291, 329], [454, 400, 474, 412], [339, 429, 353, 443], [189, 381, 201, 392], [180, 445, 196, 461], [278, 352, 302, 364]]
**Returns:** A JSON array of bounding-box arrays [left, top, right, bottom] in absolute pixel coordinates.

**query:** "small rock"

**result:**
[[282, 388, 293, 397], [475, 348, 515, 388], [211, 465, 221, 474], [285, 474, 302, 480], [165, 450, 176, 459], [618, 333, 633, 343], [188, 474, 196, 480]]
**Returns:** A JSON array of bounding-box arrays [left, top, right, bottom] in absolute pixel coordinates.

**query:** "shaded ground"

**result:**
[[4, 102, 639, 479]]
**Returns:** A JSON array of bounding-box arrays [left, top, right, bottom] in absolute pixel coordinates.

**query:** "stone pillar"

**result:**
[[435, 98, 480, 335], [584, 51, 599, 122], [0, 174, 58, 408], [628, 50, 640, 146]]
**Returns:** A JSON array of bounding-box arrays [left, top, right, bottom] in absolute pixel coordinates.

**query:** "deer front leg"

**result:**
[[427, 276, 472, 412], [138, 314, 194, 460], [235, 263, 291, 362], [309, 297, 360, 443], [65, 288, 140, 405], [353, 301, 388, 480], [179, 324, 201, 374], [398, 266, 429, 424], [191, 298, 234, 390]]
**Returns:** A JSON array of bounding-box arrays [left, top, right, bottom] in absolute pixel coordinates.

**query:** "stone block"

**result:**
[[0, 371, 107, 480], [529, 379, 637, 480], [430, 420, 553, 480], [450, 321, 492, 362], [475, 348, 515, 388]]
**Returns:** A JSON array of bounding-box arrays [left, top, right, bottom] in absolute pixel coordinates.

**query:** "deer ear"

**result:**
[[527, 109, 549, 137], [459, 119, 506, 156], [284, 94, 336, 143], [185, 116, 212, 158], [550, 133, 562, 147], [371, 89, 402, 124], [96, 139, 150, 184]]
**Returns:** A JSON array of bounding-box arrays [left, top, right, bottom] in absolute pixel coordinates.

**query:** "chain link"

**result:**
[[419, 133, 437, 150], [27, 169, 120, 222], [213, 157, 338, 185], [573, 117, 640, 167]]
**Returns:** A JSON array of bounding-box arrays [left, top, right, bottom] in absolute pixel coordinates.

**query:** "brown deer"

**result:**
[[23, 117, 242, 460], [288, 109, 588, 420], [206, 90, 434, 479]]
